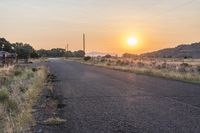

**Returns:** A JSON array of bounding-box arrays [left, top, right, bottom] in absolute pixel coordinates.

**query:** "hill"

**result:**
[[141, 42, 200, 58]]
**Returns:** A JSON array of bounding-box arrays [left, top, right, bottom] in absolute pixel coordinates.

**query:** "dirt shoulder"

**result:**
[[32, 73, 67, 133]]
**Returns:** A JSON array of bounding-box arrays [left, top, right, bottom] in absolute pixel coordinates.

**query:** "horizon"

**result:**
[[1, 0, 200, 54]]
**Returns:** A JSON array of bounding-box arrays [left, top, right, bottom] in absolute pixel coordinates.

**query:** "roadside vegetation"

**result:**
[[0, 65, 47, 132], [77, 56, 200, 83]]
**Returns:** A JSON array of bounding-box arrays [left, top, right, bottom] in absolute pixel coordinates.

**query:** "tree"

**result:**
[[0, 38, 14, 52], [50, 48, 65, 57], [104, 54, 112, 58], [37, 49, 49, 57], [65, 51, 74, 57], [13, 43, 37, 60], [73, 50, 85, 57], [122, 53, 138, 58]]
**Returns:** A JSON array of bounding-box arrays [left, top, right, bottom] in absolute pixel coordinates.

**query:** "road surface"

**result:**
[[45, 59, 200, 133]]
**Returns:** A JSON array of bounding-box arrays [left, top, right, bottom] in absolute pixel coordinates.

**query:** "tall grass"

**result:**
[[78, 57, 200, 83], [0, 66, 47, 132]]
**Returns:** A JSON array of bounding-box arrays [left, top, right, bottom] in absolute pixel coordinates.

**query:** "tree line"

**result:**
[[0, 38, 85, 59]]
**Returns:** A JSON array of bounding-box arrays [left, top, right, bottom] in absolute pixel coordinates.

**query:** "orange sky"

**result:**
[[0, 0, 200, 54]]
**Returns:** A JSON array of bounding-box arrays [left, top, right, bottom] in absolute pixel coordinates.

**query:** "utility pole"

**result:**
[[67, 43, 69, 52], [83, 33, 85, 52], [65, 43, 69, 58]]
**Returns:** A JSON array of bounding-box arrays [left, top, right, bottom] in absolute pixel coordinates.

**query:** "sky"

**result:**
[[0, 0, 200, 54]]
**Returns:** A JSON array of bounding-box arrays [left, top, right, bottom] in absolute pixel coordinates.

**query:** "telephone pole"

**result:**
[[83, 33, 85, 52], [67, 43, 69, 52]]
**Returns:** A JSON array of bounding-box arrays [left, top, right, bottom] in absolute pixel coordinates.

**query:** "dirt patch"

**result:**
[[32, 73, 67, 133]]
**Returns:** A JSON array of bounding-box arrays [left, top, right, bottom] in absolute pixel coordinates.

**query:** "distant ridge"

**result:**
[[141, 42, 200, 58]]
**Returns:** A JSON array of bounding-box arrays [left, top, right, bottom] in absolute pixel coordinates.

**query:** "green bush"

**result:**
[[32, 68, 38, 72], [0, 88, 9, 103], [84, 56, 91, 61]]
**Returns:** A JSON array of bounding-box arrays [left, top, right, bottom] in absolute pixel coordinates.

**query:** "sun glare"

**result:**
[[128, 37, 138, 46]]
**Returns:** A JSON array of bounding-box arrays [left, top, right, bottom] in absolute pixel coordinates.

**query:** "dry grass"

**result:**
[[43, 117, 66, 125], [0, 65, 47, 132], [75, 57, 200, 84], [30, 58, 49, 63]]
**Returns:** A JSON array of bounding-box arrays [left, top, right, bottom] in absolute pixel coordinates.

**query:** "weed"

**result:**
[[32, 68, 38, 72], [197, 66, 200, 73], [84, 56, 91, 61], [0, 66, 47, 132], [43, 117, 66, 125], [19, 86, 28, 93], [6, 99, 18, 112], [14, 70, 22, 76], [0, 88, 9, 103]]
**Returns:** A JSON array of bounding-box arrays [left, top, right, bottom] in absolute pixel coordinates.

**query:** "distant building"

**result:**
[[0, 51, 9, 59], [0, 51, 17, 67]]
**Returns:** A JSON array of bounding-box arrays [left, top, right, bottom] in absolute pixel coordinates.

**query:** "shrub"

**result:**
[[32, 68, 38, 72], [116, 60, 121, 65], [161, 62, 167, 69], [178, 63, 190, 72], [84, 56, 91, 61], [137, 62, 145, 67], [196, 66, 200, 73], [19, 86, 28, 93], [180, 63, 189, 67], [100, 58, 106, 62], [119, 61, 125, 66], [6, 99, 18, 112], [104, 54, 112, 58], [14, 70, 22, 76], [107, 62, 111, 66], [0, 89, 9, 103], [124, 61, 130, 66]]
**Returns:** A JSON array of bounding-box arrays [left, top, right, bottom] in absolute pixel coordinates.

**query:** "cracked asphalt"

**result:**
[[44, 59, 200, 133]]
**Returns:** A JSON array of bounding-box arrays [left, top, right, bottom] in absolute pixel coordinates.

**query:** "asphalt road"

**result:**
[[45, 59, 200, 133]]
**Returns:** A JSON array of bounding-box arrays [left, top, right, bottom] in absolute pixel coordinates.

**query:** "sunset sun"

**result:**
[[127, 37, 138, 46]]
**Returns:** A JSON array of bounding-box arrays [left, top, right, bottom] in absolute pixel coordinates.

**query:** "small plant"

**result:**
[[43, 117, 66, 125], [32, 68, 38, 72], [124, 61, 130, 66], [84, 56, 91, 61], [6, 99, 18, 112], [161, 62, 167, 69], [107, 62, 111, 66], [19, 86, 28, 93], [100, 58, 106, 63], [0, 88, 9, 103], [180, 63, 189, 67], [14, 70, 22, 76], [116, 60, 121, 65], [137, 62, 145, 67], [196, 66, 200, 73]]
